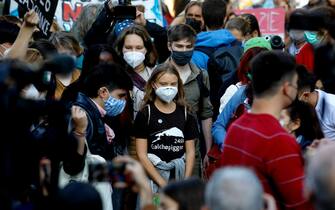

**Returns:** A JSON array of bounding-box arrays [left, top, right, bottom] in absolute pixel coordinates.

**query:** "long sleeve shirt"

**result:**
[[220, 113, 314, 210]]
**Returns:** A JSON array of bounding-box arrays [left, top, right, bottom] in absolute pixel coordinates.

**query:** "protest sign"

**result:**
[[235, 8, 286, 38], [14, 0, 58, 36], [132, 0, 163, 25], [11, 0, 163, 31]]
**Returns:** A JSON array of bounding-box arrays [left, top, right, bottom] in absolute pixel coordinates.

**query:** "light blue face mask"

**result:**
[[304, 31, 321, 46], [75, 54, 84, 70], [241, 40, 246, 48], [104, 96, 126, 117]]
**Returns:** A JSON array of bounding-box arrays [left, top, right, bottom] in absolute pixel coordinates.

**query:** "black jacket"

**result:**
[[145, 21, 170, 63], [84, 3, 114, 47], [84, 4, 170, 63], [73, 92, 110, 159]]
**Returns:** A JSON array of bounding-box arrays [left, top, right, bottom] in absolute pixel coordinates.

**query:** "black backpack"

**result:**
[[194, 40, 243, 119]]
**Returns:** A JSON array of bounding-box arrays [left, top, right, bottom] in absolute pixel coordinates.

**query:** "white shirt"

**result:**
[[132, 67, 154, 117], [315, 89, 335, 140], [178, 68, 192, 84], [219, 82, 244, 113]]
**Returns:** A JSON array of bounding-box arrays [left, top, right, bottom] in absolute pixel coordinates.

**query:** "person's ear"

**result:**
[[263, 193, 276, 210], [152, 83, 157, 90], [98, 86, 110, 99], [299, 91, 310, 102], [167, 42, 172, 52], [289, 119, 301, 132], [200, 19, 205, 30], [283, 81, 291, 96], [252, 30, 259, 38], [315, 79, 323, 90]]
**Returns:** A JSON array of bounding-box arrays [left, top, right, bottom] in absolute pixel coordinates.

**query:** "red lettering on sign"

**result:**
[[270, 11, 279, 32], [62, 1, 83, 22]]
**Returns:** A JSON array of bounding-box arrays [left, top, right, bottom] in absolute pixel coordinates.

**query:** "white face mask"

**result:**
[[155, 86, 178, 103], [123, 51, 145, 68], [21, 84, 45, 100]]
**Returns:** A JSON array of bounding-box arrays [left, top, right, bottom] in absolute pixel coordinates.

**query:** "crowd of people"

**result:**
[[1, 0, 335, 210]]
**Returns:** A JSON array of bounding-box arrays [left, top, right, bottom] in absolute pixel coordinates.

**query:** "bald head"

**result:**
[[306, 143, 335, 210]]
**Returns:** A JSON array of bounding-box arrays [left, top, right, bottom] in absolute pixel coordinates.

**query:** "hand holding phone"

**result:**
[[89, 159, 133, 188], [112, 156, 149, 190], [108, 161, 129, 188]]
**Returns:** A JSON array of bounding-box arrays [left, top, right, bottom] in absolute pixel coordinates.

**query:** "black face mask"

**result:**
[[171, 50, 194, 66], [185, 18, 202, 34]]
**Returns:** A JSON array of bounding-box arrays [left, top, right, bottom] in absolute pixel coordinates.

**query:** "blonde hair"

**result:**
[[49, 31, 82, 56], [24, 48, 43, 66]]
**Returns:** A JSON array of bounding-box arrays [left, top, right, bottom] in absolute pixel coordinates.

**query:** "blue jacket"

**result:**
[[212, 86, 247, 148], [192, 29, 237, 70]]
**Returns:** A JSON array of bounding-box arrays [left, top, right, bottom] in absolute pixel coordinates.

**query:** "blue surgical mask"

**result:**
[[104, 96, 126, 117]]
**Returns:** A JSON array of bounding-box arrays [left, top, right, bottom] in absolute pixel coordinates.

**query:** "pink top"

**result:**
[[91, 99, 115, 143]]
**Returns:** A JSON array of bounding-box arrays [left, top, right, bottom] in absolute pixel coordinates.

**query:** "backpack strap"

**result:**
[[194, 40, 241, 58], [194, 70, 210, 119], [184, 106, 187, 121], [195, 71, 210, 98], [146, 104, 151, 126], [194, 46, 216, 58], [127, 69, 147, 91], [230, 39, 242, 47]]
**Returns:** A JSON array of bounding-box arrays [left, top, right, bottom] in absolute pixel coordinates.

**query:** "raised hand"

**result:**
[[135, 10, 146, 26], [71, 105, 88, 134], [23, 10, 39, 28]]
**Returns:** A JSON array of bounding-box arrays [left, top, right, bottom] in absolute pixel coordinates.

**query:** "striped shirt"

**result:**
[[220, 113, 314, 210]]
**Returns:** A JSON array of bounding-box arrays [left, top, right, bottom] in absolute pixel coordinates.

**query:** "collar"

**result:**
[[184, 62, 202, 85], [315, 89, 322, 111], [90, 98, 115, 143], [91, 99, 106, 117], [165, 58, 201, 85]]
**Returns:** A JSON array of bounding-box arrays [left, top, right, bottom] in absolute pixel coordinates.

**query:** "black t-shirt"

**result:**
[[134, 103, 198, 162]]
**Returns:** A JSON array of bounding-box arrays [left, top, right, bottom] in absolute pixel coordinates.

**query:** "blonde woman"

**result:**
[[134, 63, 197, 193]]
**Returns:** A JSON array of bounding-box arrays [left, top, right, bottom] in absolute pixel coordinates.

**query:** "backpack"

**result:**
[[194, 41, 243, 119], [203, 102, 248, 180]]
